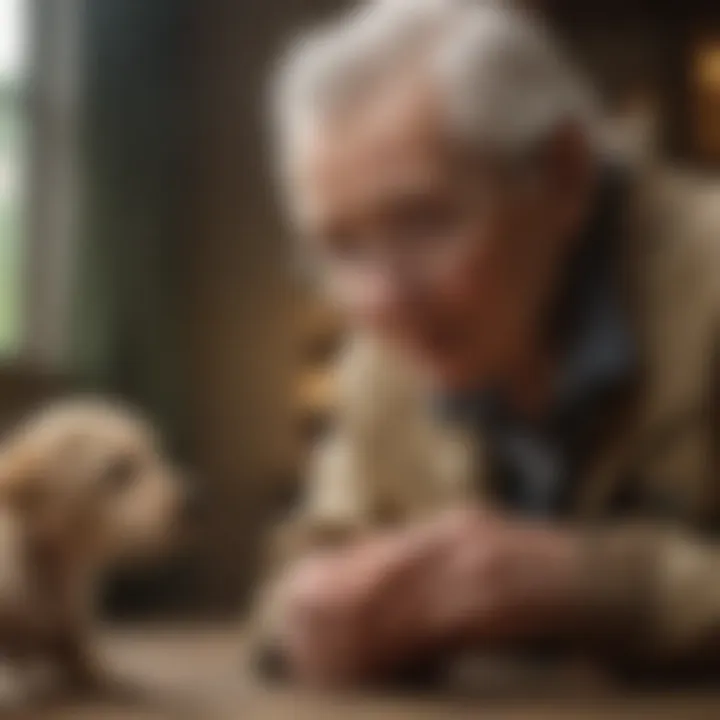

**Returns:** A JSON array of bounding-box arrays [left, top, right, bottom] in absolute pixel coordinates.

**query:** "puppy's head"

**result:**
[[0, 398, 187, 566]]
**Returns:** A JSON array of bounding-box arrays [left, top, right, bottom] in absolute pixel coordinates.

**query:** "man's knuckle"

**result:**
[[477, 543, 511, 586]]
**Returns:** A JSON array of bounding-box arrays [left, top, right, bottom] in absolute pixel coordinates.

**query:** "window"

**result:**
[[0, 0, 27, 354]]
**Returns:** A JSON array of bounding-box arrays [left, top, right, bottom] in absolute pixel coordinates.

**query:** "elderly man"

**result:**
[[257, 0, 720, 687]]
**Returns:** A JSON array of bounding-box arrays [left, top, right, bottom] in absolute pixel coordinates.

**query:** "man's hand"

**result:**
[[272, 508, 587, 686]]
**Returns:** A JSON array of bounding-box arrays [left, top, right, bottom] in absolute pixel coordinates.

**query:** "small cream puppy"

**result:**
[[0, 398, 185, 694]]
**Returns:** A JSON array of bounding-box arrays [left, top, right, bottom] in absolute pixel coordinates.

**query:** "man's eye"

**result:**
[[102, 455, 138, 493]]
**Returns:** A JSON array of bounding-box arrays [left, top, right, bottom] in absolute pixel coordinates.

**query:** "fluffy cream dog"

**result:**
[[0, 398, 186, 693]]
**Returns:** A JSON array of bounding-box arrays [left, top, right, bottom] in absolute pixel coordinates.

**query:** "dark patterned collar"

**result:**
[[438, 166, 635, 435]]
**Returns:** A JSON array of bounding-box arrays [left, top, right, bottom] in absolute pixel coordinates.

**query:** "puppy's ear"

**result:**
[[0, 443, 46, 513]]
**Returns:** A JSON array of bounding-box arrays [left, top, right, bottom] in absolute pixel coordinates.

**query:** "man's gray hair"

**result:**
[[272, 0, 598, 169]]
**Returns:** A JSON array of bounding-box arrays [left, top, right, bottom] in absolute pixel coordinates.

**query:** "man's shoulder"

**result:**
[[631, 165, 720, 275], [627, 165, 720, 322], [624, 165, 720, 435]]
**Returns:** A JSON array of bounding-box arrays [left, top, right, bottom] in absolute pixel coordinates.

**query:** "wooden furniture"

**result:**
[[13, 627, 720, 720], [689, 35, 720, 163]]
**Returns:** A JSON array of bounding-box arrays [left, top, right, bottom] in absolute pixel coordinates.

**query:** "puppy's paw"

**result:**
[[250, 639, 291, 683], [0, 661, 36, 710]]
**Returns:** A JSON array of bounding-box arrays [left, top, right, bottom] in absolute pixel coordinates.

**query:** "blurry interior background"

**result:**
[[1, 0, 719, 620]]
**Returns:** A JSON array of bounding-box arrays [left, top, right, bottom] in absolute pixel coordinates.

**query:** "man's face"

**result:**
[[292, 77, 580, 390]]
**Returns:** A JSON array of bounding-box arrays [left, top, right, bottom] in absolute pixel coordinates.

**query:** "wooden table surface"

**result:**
[[4, 626, 720, 720]]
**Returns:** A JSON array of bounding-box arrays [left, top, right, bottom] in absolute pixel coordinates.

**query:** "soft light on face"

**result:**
[[292, 76, 573, 391]]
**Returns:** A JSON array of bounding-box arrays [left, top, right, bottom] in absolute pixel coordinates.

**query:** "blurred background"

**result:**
[[1, 0, 720, 621]]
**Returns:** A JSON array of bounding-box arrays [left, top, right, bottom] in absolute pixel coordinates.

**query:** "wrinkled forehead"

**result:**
[[289, 70, 461, 230]]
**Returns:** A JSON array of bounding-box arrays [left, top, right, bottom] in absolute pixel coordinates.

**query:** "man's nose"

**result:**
[[355, 263, 424, 320]]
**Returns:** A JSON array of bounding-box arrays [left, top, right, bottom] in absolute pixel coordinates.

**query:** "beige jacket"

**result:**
[[267, 164, 720, 670]]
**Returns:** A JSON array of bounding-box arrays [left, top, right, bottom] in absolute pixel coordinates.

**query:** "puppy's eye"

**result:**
[[101, 455, 138, 493]]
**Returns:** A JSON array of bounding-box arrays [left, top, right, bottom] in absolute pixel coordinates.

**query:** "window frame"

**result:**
[[0, 0, 30, 359], [18, 0, 84, 371]]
